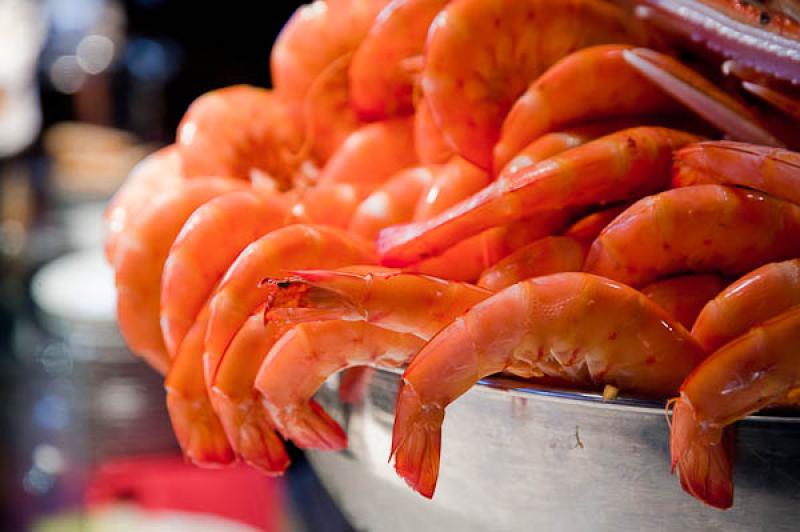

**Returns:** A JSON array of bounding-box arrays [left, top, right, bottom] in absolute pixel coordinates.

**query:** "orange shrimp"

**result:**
[[670, 306, 800, 509], [640, 275, 728, 330], [414, 98, 453, 164], [113, 178, 243, 373], [583, 185, 800, 287], [176, 86, 304, 189], [692, 259, 800, 352], [561, 205, 628, 245], [348, 166, 435, 240], [105, 146, 183, 264], [316, 116, 417, 189], [421, 0, 650, 169], [271, 0, 388, 162], [673, 141, 800, 206], [288, 182, 369, 228], [493, 45, 678, 174], [391, 272, 706, 497], [160, 189, 288, 357], [378, 127, 700, 266], [256, 321, 425, 449], [412, 156, 488, 221], [349, 0, 448, 119]]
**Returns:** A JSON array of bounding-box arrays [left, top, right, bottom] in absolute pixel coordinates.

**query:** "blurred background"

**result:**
[[0, 0, 353, 530]]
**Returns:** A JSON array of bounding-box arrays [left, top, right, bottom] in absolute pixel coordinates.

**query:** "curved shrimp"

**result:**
[[160, 189, 288, 357], [176, 86, 304, 189], [493, 45, 678, 173], [692, 259, 800, 352], [105, 146, 183, 264], [421, 0, 651, 169], [316, 116, 417, 190], [583, 185, 800, 287], [390, 272, 706, 497], [114, 178, 243, 373], [640, 275, 728, 330], [412, 156, 488, 222], [673, 141, 800, 206], [348, 166, 435, 240], [414, 98, 453, 164], [670, 306, 800, 509], [349, 0, 448, 119], [378, 127, 700, 266], [256, 321, 425, 449], [288, 182, 369, 228], [271, 0, 388, 162]]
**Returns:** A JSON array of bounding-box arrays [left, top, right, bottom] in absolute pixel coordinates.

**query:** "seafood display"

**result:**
[[104, 0, 800, 514]]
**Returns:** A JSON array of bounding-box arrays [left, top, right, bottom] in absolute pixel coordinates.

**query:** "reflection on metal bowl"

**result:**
[[309, 368, 800, 532]]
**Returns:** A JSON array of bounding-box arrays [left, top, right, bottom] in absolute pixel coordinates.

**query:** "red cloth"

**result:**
[[85, 455, 283, 531]]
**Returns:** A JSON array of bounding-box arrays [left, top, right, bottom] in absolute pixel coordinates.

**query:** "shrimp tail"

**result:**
[[165, 392, 236, 467], [263, 271, 364, 323], [390, 382, 443, 499], [670, 397, 735, 509], [268, 398, 348, 451]]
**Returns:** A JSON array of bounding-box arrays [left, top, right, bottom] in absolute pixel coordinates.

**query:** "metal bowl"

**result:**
[[308, 368, 800, 532]]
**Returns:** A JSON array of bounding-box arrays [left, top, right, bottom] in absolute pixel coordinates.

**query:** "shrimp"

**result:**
[[672, 141, 800, 206], [493, 45, 678, 174], [105, 146, 183, 264], [583, 185, 800, 287], [349, 0, 448, 119], [390, 272, 706, 497], [413, 157, 488, 222], [476, 236, 586, 291], [640, 275, 728, 330], [421, 0, 651, 169], [271, 0, 388, 162], [378, 127, 700, 266], [670, 305, 800, 509], [176, 86, 304, 189], [348, 166, 435, 240], [692, 259, 800, 352], [561, 205, 629, 245], [160, 189, 288, 357], [316, 116, 417, 189], [114, 178, 243, 373], [414, 98, 453, 164], [289, 182, 370, 228], [256, 321, 425, 449]]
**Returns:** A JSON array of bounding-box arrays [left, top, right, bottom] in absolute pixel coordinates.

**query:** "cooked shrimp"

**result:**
[[741, 81, 800, 122], [421, 0, 650, 169], [348, 166, 435, 240], [670, 306, 800, 509], [271, 0, 388, 162], [114, 178, 243, 373], [289, 182, 370, 228], [105, 146, 183, 264], [692, 259, 800, 351], [165, 305, 235, 466], [641, 275, 727, 330], [316, 116, 417, 189], [160, 189, 288, 357], [338, 365, 374, 403], [413, 157, 488, 221], [349, 0, 448, 119], [493, 45, 677, 173], [414, 98, 453, 164], [583, 185, 800, 287], [378, 127, 700, 266], [673, 141, 800, 205], [391, 272, 705, 497], [256, 321, 425, 449], [561, 205, 629, 245], [176, 86, 304, 189]]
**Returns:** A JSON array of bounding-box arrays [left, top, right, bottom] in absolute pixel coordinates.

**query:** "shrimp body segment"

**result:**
[[378, 127, 700, 266], [640, 275, 727, 330], [415, 99, 453, 164], [422, 0, 650, 169], [584, 185, 800, 287], [391, 272, 705, 497]]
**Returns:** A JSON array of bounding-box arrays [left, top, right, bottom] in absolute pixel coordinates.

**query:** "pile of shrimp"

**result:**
[[104, 0, 800, 512]]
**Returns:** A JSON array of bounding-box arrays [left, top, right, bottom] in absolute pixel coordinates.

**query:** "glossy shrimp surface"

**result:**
[[176, 86, 304, 188], [378, 127, 700, 266], [640, 275, 727, 330], [673, 141, 800, 205], [114, 178, 242, 373], [493, 45, 677, 173], [671, 306, 800, 509], [256, 321, 425, 449], [584, 185, 800, 287], [421, 0, 650, 169], [412, 157, 488, 221], [692, 259, 800, 352], [391, 272, 705, 497], [160, 189, 288, 357], [414, 98, 453, 164]]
